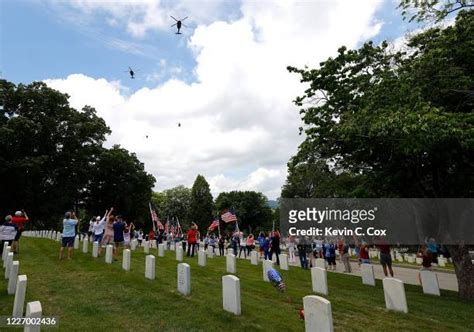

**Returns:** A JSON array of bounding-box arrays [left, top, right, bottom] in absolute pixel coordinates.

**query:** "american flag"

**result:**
[[149, 202, 164, 230], [208, 219, 219, 231], [221, 208, 237, 223]]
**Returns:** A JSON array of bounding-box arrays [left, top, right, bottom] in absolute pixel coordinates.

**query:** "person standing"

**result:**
[[376, 239, 394, 277], [11, 210, 29, 254], [0, 215, 18, 254], [257, 232, 265, 259], [325, 241, 337, 271], [297, 236, 309, 269], [137, 230, 144, 247], [218, 235, 225, 256], [113, 216, 125, 259], [341, 240, 352, 273], [287, 236, 296, 263], [246, 233, 255, 256], [270, 231, 281, 265], [238, 235, 247, 258], [100, 210, 115, 256], [186, 223, 198, 257], [59, 211, 78, 260]]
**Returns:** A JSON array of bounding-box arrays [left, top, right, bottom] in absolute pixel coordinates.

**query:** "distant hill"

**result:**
[[267, 199, 279, 209]]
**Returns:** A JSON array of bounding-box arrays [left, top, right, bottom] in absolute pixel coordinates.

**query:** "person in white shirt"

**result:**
[[93, 209, 112, 244]]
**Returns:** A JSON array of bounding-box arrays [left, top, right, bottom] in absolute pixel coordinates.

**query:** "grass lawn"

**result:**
[[0, 238, 473, 331]]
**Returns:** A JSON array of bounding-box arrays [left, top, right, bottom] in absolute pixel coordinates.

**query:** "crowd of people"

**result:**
[[0, 210, 29, 255]]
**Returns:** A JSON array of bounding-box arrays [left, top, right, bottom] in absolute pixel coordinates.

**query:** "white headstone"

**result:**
[[263, 259, 274, 282], [8, 261, 19, 295], [303, 295, 333, 332], [416, 257, 422, 265], [177, 263, 191, 296], [13, 275, 27, 317], [176, 246, 183, 261], [3, 246, 11, 266], [420, 270, 440, 296], [311, 267, 328, 295], [5, 252, 14, 279], [122, 249, 131, 271], [158, 243, 165, 257], [361, 264, 376, 286], [222, 275, 241, 315], [438, 258, 446, 267], [170, 244, 176, 251], [24, 301, 42, 332], [198, 250, 207, 267], [145, 255, 155, 279], [227, 248, 234, 256], [383, 278, 408, 313], [250, 251, 258, 265], [207, 246, 215, 258], [92, 241, 99, 258], [131, 239, 138, 250], [279, 254, 289, 270], [74, 235, 80, 249], [82, 237, 89, 253], [105, 245, 113, 264], [56, 233, 61, 241], [315, 258, 326, 269], [226, 254, 236, 274], [407, 255, 415, 264], [2, 242, 8, 260], [144, 241, 150, 254]]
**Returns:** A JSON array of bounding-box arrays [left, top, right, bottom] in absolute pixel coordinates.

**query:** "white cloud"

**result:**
[[44, 0, 384, 199]]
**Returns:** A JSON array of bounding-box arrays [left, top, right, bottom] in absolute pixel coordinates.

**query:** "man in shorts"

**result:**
[[59, 211, 78, 260], [113, 216, 125, 260]]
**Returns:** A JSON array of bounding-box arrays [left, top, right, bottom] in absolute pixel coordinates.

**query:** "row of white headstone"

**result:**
[[2, 241, 43, 332]]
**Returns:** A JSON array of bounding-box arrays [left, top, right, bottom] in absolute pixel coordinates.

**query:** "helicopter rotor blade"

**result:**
[[171, 23, 177, 27], [181, 16, 189, 22], [170, 15, 178, 22], [181, 23, 188, 28]]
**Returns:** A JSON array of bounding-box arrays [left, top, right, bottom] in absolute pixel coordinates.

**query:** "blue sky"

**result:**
[[0, 0, 421, 199]]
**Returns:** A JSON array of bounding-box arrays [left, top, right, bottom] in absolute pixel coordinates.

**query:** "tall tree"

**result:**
[[151, 186, 192, 229], [399, 0, 474, 22], [287, 11, 474, 299], [189, 175, 214, 231]]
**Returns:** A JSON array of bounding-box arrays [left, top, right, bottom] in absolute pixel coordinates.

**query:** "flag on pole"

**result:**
[[220, 208, 237, 223], [149, 202, 164, 231], [208, 219, 219, 231]]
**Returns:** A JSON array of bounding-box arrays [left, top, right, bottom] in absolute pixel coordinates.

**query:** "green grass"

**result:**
[[0, 238, 473, 332]]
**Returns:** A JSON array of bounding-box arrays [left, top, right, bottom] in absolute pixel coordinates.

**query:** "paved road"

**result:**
[[232, 253, 459, 291]]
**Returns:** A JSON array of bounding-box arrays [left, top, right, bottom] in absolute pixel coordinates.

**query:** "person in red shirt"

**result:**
[[186, 222, 198, 257], [11, 210, 29, 254], [149, 229, 156, 248]]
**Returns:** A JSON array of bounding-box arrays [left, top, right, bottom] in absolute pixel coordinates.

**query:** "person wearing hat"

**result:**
[[11, 210, 29, 254]]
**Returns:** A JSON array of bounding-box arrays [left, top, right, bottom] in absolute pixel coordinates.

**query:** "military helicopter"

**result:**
[[170, 16, 188, 34], [124, 67, 139, 79]]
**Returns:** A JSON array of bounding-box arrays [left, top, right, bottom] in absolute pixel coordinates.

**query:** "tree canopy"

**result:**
[[0, 80, 155, 228], [189, 175, 214, 231], [286, 10, 473, 299]]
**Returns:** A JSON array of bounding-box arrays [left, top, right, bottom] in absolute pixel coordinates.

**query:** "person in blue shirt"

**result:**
[[113, 216, 125, 260], [59, 211, 78, 260]]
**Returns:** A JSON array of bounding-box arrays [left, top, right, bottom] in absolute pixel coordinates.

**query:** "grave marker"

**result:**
[[311, 267, 328, 295], [7, 261, 19, 295], [420, 270, 440, 296], [24, 301, 42, 332], [82, 237, 89, 254], [303, 295, 333, 332], [176, 246, 183, 262], [361, 264, 376, 286], [92, 241, 99, 258], [13, 275, 27, 317], [144, 241, 150, 254], [198, 250, 206, 267], [158, 243, 165, 257], [315, 258, 326, 269], [74, 235, 80, 249], [250, 251, 258, 265], [145, 255, 155, 279], [105, 245, 113, 264], [5, 252, 13, 279], [279, 254, 289, 270], [122, 249, 131, 271], [227, 254, 236, 274], [383, 278, 408, 313], [222, 275, 241, 315], [263, 260, 274, 282], [177, 263, 191, 296]]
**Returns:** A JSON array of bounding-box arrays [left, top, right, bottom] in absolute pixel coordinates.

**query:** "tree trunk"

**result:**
[[447, 244, 474, 300]]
